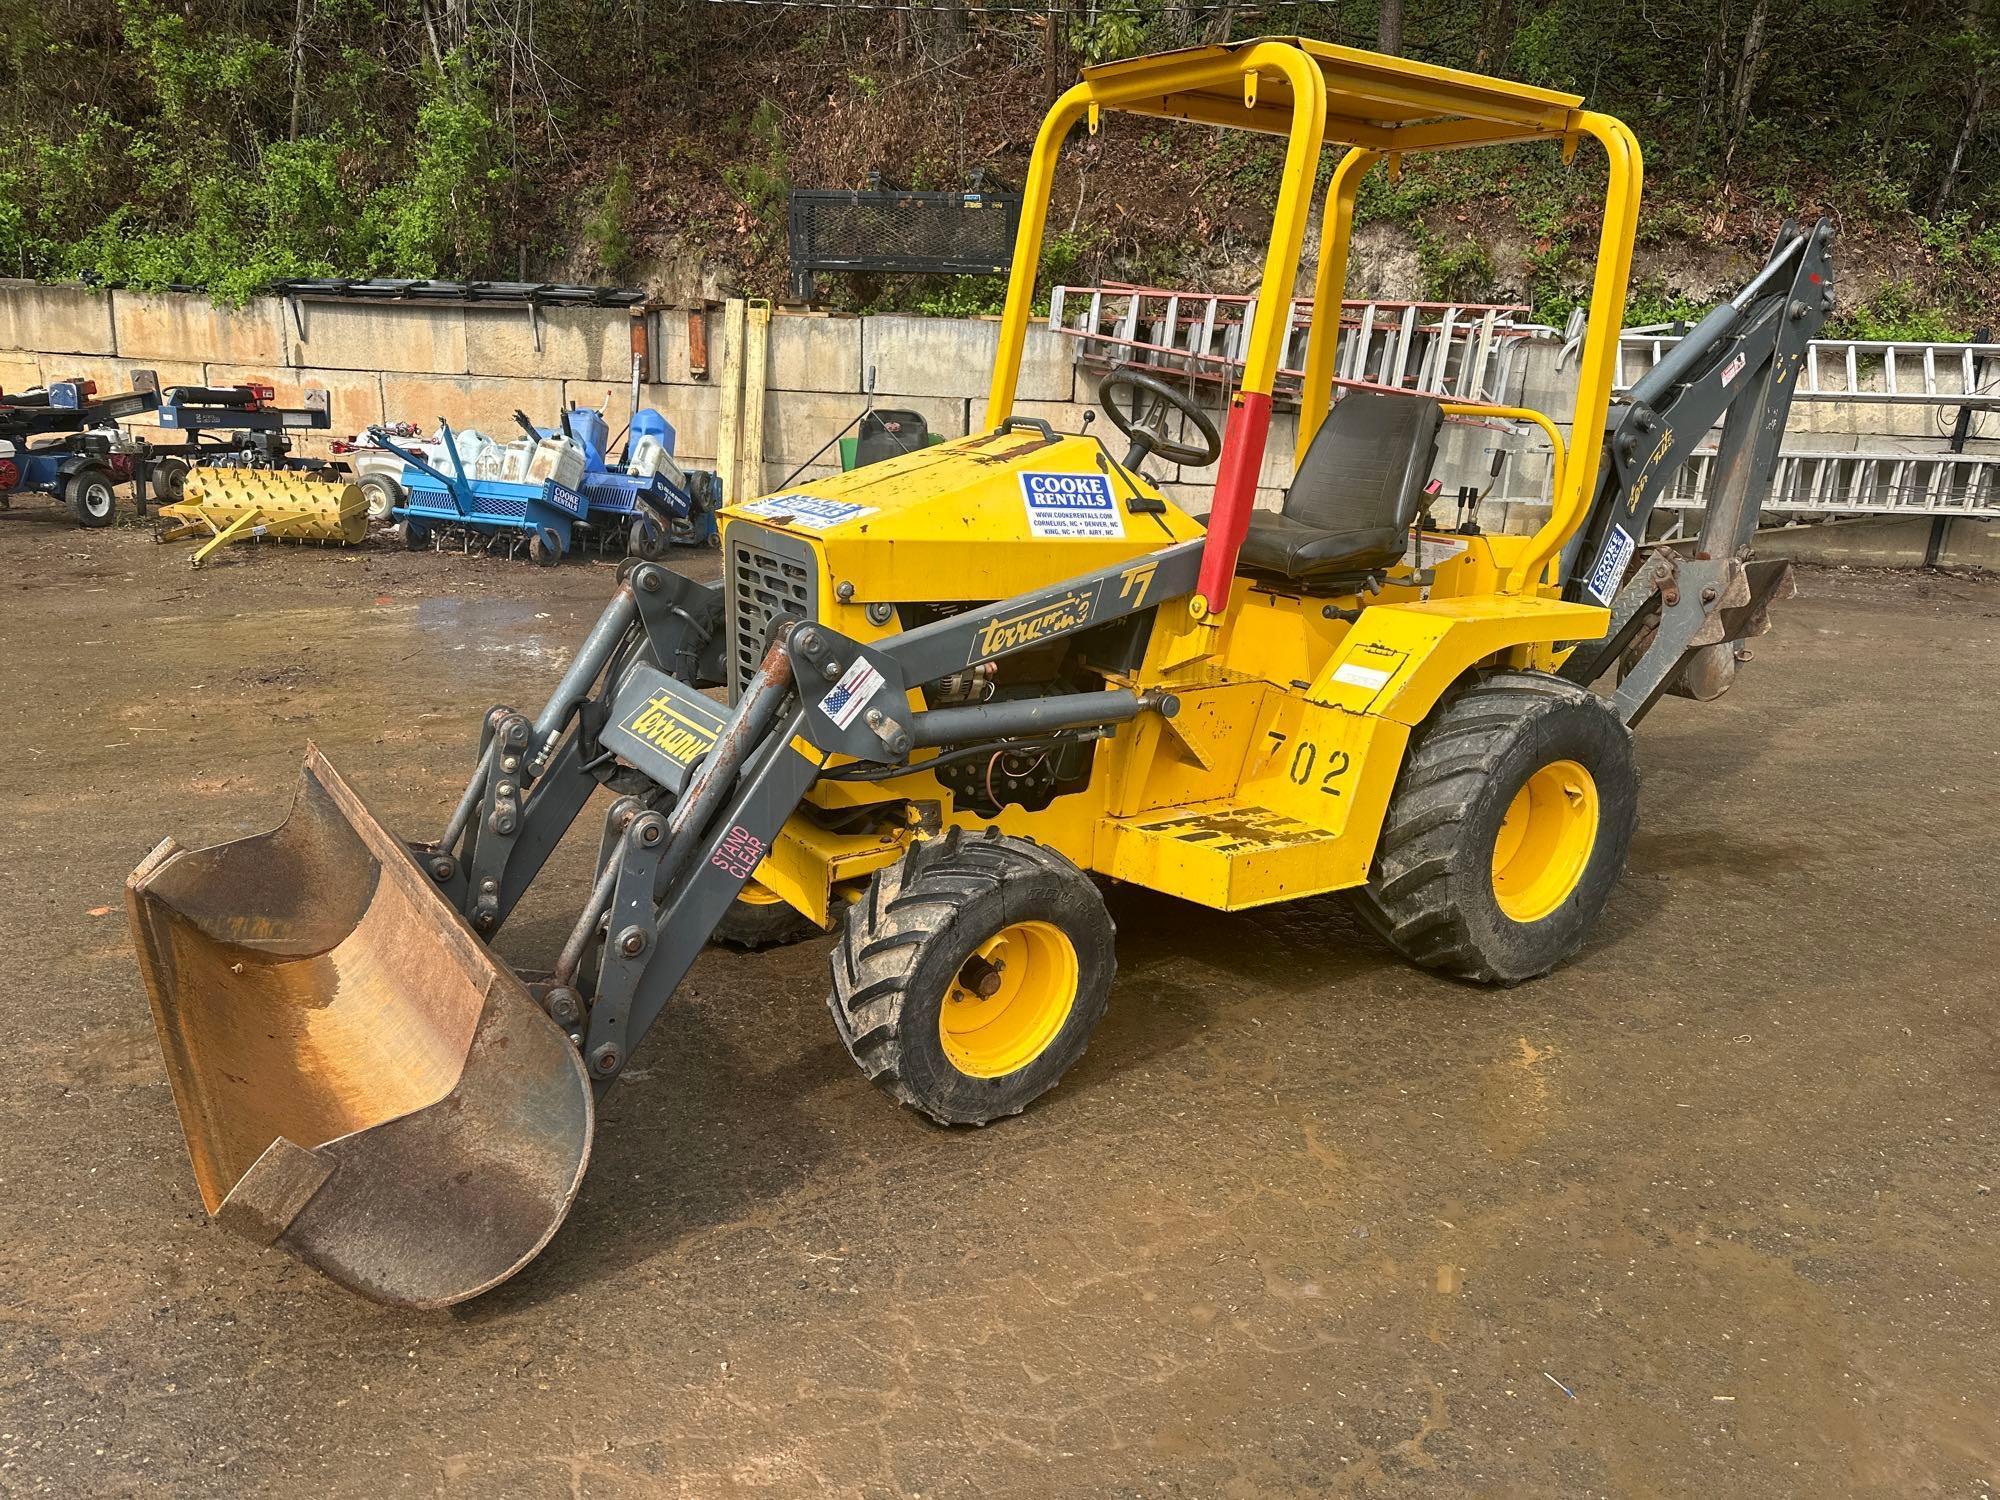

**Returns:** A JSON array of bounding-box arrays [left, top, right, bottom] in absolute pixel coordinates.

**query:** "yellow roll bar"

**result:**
[[986, 38, 1642, 604]]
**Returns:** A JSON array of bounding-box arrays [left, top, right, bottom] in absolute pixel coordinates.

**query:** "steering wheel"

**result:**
[[1097, 366, 1222, 469]]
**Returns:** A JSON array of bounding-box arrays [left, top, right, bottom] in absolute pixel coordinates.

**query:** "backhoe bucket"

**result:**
[[126, 746, 594, 1309]]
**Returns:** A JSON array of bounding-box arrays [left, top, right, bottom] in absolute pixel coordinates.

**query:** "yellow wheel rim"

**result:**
[[938, 921, 1079, 1079], [1491, 758, 1600, 923], [736, 881, 784, 906]]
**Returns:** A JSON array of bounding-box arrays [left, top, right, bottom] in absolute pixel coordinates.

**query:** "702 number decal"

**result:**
[[1267, 731, 1351, 796]]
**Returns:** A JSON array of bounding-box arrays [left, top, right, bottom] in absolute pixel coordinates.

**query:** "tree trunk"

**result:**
[[1725, 0, 1771, 161], [1377, 0, 1404, 55], [1933, 67, 1990, 217], [1475, 0, 1517, 70], [1044, 0, 1066, 104], [287, 0, 309, 140]]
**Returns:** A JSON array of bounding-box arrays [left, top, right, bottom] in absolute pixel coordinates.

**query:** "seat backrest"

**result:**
[[1283, 389, 1443, 534], [855, 408, 930, 468]]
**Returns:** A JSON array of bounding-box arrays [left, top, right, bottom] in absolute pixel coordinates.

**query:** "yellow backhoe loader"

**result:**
[[128, 38, 1833, 1307]]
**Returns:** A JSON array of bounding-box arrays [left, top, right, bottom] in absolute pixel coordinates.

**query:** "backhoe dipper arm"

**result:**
[[1563, 218, 1836, 605], [1556, 219, 1835, 724]]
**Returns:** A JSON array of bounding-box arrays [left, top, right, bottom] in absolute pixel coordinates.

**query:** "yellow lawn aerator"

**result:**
[[127, 37, 1832, 1307]]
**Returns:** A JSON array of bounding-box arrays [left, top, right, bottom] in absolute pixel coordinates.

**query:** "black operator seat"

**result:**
[[1235, 389, 1444, 583]]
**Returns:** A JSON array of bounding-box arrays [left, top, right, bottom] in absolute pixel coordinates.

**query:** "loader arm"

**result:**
[[422, 543, 1206, 1085], [1557, 218, 1836, 722]]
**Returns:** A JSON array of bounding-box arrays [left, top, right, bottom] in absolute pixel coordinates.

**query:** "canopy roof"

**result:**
[[1081, 37, 1586, 154]]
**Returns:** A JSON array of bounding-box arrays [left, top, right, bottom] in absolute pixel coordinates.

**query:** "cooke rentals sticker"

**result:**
[[621, 688, 726, 769], [1019, 471, 1123, 539], [738, 494, 875, 530]]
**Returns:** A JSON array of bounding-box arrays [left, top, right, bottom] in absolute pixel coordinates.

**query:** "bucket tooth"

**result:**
[[126, 746, 594, 1308]]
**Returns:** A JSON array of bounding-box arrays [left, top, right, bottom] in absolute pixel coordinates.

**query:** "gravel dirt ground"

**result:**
[[0, 503, 1995, 1499]]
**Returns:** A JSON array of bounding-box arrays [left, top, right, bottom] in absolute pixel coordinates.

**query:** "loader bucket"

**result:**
[[126, 746, 594, 1309]]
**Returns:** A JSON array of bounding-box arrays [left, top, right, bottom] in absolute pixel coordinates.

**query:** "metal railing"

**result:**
[[1607, 328, 2000, 521], [1614, 328, 2000, 406], [1652, 450, 2000, 518], [1049, 283, 1557, 407]]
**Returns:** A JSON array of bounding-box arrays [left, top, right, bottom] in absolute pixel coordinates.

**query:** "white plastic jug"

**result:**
[[626, 434, 664, 479], [500, 439, 535, 484], [527, 434, 586, 490]]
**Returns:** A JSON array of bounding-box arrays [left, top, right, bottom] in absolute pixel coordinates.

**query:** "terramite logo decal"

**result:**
[[621, 690, 726, 768], [969, 587, 1096, 663]]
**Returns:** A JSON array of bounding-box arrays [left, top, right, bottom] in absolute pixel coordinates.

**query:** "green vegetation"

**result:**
[[0, 0, 1991, 334]]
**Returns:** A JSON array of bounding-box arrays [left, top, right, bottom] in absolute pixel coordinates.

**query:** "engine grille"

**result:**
[[725, 523, 818, 701]]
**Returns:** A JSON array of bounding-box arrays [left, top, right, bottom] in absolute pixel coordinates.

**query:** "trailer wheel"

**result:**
[[399, 519, 430, 549], [627, 516, 672, 561], [150, 457, 189, 505], [529, 527, 562, 567], [1349, 670, 1637, 985], [64, 467, 118, 528], [711, 883, 827, 950], [829, 828, 1113, 1126], [359, 475, 402, 522]]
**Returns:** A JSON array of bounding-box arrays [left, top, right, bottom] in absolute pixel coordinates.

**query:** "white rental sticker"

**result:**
[[1332, 661, 1394, 691], [738, 494, 876, 530], [1720, 352, 1747, 386], [1585, 524, 1637, 604], [1019, 470, 1124, 539], [820, 656, 886, 730]]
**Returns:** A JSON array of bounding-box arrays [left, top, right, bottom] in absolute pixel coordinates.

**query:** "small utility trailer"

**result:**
[[0, 374, 161, 526], [139, 384, 338, 505]]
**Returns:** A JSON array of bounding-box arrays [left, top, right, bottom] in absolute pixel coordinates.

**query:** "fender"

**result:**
[[1308, 595, 1610, 725]]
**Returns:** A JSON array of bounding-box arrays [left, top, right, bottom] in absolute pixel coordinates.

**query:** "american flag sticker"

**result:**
[[821, 657, 886, 730]]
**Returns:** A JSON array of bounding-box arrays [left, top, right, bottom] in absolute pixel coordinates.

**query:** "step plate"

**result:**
[[1103, 800, 1360, 910]]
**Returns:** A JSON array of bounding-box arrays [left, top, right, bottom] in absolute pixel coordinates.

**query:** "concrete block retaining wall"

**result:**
[[1, 278, 1991, 566]]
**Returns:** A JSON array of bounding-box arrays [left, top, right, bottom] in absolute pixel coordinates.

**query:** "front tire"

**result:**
[[1350, 670, 1637, 984], [64, 467, 118, 527], [829, 829, 1114, 1125], [627, 515, 672, 561], [529, 527, 562, 567]]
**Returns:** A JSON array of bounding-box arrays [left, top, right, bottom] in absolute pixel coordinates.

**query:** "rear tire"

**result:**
[[151, 456, 189, 505], [399, 519, 431, 549], [1349, 669, 1637, 984], [64, 467, 117, 527], [711, 885, 826, 950], [360, 474, 402, 522], [829, 828, 1114, 1125], [529, 527, 561, 566]]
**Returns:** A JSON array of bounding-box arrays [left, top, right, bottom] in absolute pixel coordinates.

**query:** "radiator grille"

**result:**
[[725, 523, 817, 701]]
